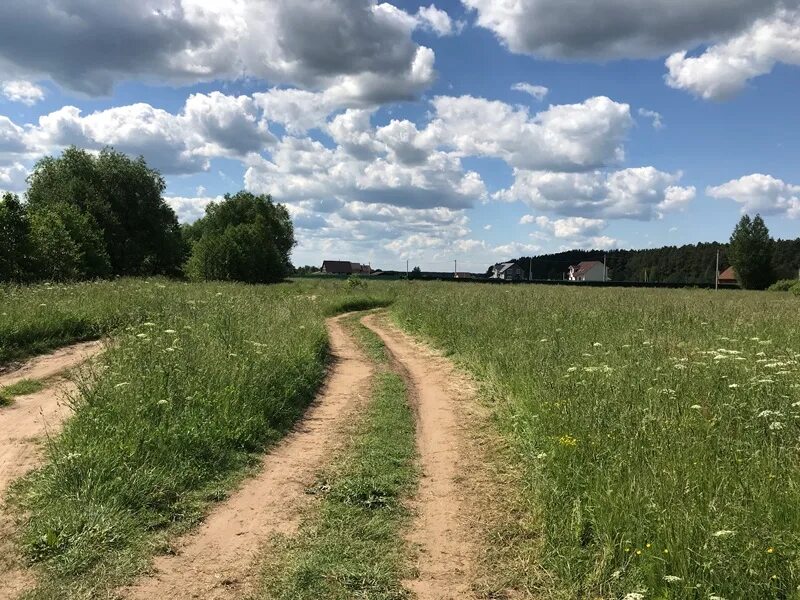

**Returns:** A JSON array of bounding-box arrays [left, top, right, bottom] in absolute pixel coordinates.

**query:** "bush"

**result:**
[[768, 279, 799, 292]]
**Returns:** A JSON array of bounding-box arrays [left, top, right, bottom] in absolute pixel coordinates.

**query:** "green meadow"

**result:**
[[2, 278, 799, 599]]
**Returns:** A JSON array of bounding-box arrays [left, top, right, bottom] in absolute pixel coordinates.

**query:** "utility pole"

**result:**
[[454, 259, 457, 278], [715, 249, 720, 291], [406, 259, 409, 279]]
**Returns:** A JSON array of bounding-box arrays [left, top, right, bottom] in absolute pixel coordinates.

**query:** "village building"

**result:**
[[321, 260, 372, 275], [568, 261, 609, 282], [490, 262, 525, 281], [718, 266, 737, 285]]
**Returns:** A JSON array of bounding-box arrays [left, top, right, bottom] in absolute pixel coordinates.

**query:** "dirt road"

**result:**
[[0, 340, 103, 496], [120, 313, 374, 600], [0, 340, 104, 600], [362, 313, 479, 600]]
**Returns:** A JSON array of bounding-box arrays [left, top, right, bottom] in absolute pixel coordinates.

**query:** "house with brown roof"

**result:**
[[718, 266, 737, 285], [568, 261, 609, 282], [321, 260, 372, 275]]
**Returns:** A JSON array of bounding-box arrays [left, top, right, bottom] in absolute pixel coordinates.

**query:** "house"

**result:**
[[718, 266, 737, 285], [568, 261, 609, 282], [490, 262, 525, 281], [321, 260, 373, 275]]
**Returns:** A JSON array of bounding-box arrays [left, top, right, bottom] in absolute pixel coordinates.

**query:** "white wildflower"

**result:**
[[535, 452, 548, 459], [728, 383, 739, 389], [143, 322, 156, 327], [163, 329, 177, 334], [712, 530, 735, 538], [757, 410, 783, 418], [663, 575, 683, 583], [165, 347, 175, 353], [157, 399, 168, 405], [674, 364, 687, 370], [539, 338, 548, 343], [709, 596, 728, 600], [690, 404, 702, 410], [769, 421, 784, 430], [567, 367, 578, 372], [136, 333, 148, 339], [593, 342, 602, 347], [623, 593, 645, 600], [611, 569, 623, 579]]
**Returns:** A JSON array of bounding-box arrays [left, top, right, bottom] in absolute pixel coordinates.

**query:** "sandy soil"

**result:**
[[119, 313, 374, 600], [362, 313, 479, 600], [0, 341, 103, 388], [0, 340, 104, 600]]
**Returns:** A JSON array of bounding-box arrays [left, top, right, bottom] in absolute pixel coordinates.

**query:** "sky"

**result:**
[[0, 0, 798, 272]]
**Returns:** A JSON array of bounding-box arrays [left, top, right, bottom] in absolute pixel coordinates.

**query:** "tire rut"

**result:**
[[118, 313, 374, 600], [362, 313, 479, 600]]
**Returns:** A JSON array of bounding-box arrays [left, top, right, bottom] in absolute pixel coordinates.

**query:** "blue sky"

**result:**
[[0, 0, 798, 272]]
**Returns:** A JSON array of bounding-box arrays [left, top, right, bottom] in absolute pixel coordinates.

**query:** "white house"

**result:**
[[490, 262, 525, 281], [568, 261, 609, 282]]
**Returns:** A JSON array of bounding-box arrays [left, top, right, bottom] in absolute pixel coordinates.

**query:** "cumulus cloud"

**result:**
[[707, 174, 800, 218], [0, 0, 438, 102], [665, 9, 800, 100], [164, 194, 222, 223], [430, 95, 632, 171], [416, 4, 464, 36], [497, 167, 696, 220], [511, 82, 549, 100], [22, 92, 275, 174], [461, 0, 793, 59], [0, 162, 28, 194], [638, 108, 664, 130], [1, 80, 45, 105], [519, 215, 619, 250]]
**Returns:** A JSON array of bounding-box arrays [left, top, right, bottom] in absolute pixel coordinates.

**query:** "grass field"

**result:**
[[3, 279, 394, 598], [4, 278, 800, 599], [392, 282, 800, 599]]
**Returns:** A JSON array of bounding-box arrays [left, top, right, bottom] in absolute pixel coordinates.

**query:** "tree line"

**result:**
[[509, 216, 799, 289], [0, 147, 294, 284]]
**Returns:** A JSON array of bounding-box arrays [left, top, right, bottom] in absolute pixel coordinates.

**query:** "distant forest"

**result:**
[[510, 239, 800, 283]]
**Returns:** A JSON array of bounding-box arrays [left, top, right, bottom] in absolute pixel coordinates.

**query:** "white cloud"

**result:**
[[461, 0, 793, 59], [430, 95, 632, 171], [665, 9, 800, 100], [1, 80, 45, 105], [638, 108, 664, 130], [511, 82, 549, 100], [165, 195, 222, 223], [531, 216, 608, 238], [0, 116, 27, 154], [497, 167, 696, 220], [707, 174, 800, 218], [23, 92, 275, 174], [0, 162, 28, 194], [483, 224, 492, 230], [416, 4, 464, 36], [0, 0, 437, 103]]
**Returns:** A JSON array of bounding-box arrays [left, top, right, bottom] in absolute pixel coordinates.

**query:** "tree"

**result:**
[[28, 209, 82, 281], [728, 214, 776, 290], [185, 191, 294, 283], [0, 193, 33, 282], [26, 147, 186, 276]]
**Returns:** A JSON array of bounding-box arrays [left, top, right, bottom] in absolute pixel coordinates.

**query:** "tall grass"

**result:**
[[4, 278, 396, 597], [392, 282, 800, 599]]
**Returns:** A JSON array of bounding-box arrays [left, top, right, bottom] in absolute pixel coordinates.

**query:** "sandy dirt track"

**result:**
[[362, 313, 479, 600], [120, 313, 373, 600], [0, 340, 104, 600]]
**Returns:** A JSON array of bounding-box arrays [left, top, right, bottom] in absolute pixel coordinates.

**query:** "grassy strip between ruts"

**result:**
[[0, 378, 45, 406], [257, 315, 416, 600], [5, 280, 397, 600]]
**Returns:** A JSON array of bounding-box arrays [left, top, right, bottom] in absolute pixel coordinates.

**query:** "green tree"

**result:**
[[28, 210, 82, 281], [728, 214, 776, 290], [27, 147, 185, 276], [0, 193, 33, 282], [186, 191, 294, 283]]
